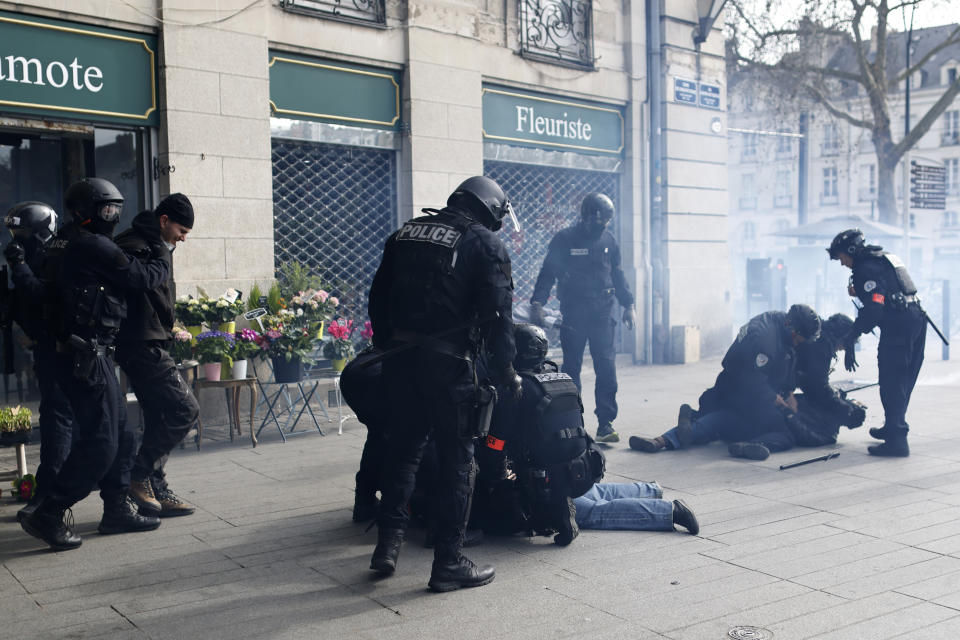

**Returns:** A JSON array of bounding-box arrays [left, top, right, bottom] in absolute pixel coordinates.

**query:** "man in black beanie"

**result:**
[[115, 193, 200, 518]]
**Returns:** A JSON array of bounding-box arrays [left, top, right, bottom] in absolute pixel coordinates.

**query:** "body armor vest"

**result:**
[[879, 252, 917, 296]]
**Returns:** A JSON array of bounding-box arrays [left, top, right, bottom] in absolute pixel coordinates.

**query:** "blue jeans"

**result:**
[[661, 409, 793, 453], [573, 482, 674, 531]]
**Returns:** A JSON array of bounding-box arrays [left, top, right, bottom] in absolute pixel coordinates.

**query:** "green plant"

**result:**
[[170, 329, 194, 363], [248, 282, 264, 311], [261, 318, 315, 363], [175, 295, 207, 326], [210, 295, 246, 324], [0, 405, 32, 432], [267, 282, 283, 314], [233, 328, 265, 360], [322, 319, 356, 360], [277, 260, 323, 298], [194, 331, 235, 366]]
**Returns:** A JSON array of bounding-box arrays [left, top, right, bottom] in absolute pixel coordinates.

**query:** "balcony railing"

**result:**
[[519, 0, 594, 69], [858, 187, 876, 202], [820, 193, 839, 205], [739, 196, 757, 210], [942, 131, 960, 146], [280, 0, 386, 26], [774, 195, 792, 208]]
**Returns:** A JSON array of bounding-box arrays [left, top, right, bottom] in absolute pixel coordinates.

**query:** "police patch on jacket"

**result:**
[[396, 221, 462, 248], [863, 280, 877, 292], [570, 248, 588, 256], [534, 372, 574, 383], [756, 353, 769, 367]]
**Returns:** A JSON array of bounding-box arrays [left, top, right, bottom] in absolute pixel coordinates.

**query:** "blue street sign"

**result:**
[[674, 77, 697, 105], [699, 82, 721, 109]]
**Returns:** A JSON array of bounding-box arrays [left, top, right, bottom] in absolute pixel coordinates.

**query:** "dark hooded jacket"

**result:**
[[115, 210, 175, 343]]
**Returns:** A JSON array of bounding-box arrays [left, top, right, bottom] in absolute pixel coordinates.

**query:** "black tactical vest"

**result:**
[[879, 252, 917, 296]]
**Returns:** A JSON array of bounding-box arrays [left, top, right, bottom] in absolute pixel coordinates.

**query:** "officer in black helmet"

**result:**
[[828, 228, 926, 457], [475, 323, 605, 547], [367, 175, 518, 592], [630, 304, 820, 460], [18, 178, 170, 551], [3, 202, 77, 518], [530, 193, 634, 444]]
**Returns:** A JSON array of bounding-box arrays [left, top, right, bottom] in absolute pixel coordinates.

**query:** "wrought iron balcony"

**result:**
[[519, 0, 594, 70], [280, 0, 386, 27]]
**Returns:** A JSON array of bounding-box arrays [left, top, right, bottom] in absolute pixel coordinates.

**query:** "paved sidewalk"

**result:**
[[2, 341, 960, 639]]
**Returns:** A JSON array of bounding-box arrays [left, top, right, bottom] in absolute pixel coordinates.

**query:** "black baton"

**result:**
[[779, 450, 840, 470]]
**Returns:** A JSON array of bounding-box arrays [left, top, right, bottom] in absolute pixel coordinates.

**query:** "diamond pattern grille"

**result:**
[[272, 139, 397, 316], [483, 160, 619, 307]]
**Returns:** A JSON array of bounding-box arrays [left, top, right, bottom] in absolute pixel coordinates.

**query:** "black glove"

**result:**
[[844, 346, 858, 372], [499, 365, 523, 401], [4, 242, 25, 266]]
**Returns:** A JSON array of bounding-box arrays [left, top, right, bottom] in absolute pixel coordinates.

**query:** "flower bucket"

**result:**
[[271, 355, 303, 383], [186, 325, 203, 339], [331, 358, 347, 372], [315, 321, 325, 340], [218, 321, 236, 334], [232, 359, 248, 380], [202, 362, 222, 381]]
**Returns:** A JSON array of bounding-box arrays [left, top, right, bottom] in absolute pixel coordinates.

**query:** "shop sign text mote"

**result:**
[[482, 86, 623, 155], [0, 12, 157, 126]]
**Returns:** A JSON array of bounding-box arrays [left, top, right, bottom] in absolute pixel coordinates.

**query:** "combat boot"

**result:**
[[370, 529, 404, 574], [152, 485, 196, 518], [868, 439, 910, 457], [672, 500, 700, 535], [21, 498, 82, 551], [553, 497, 579, 546], [629, 435, 665, 453], [129, 477, 161, 517], [428, 554, 496, 592], [98, 496, 161, 534], [16, 493, 43, 523], [728, 442, 770, 461], [595, 421, 619, 443]]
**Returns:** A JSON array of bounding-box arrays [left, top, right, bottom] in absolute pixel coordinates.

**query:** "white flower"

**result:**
[[216, 299, 229, 308], [187, 299, 199, 306], [329, 297, 339, 307], [296, 308, 304, 317]]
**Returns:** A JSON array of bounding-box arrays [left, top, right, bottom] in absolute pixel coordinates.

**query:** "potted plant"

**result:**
[[0, 405, 33, 445], [211, 291, 246, 333], [175, 295, 208, 337], [194, 331, 234, 381], [170, 328, 196, 365], [260, 317, 315, 383], [231, 328, 263, 380], [323, 319, 356, 371], [357, 320, 374, 350]]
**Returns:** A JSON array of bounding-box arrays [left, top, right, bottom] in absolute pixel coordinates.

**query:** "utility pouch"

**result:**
[[68, 335, 96, 380], [455, 382, 498, 439], [889, 292, 907, 311]]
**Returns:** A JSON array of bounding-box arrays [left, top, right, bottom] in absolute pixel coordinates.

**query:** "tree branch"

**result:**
[[892, 74, 960, 159], [895, 25, 960, 83], [806, 83, 875, 130]]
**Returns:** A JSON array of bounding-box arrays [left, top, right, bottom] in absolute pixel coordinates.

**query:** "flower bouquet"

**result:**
[[323, 319, 356, 370], [170, 328, 195, 364], [195, 330, 235, 380]]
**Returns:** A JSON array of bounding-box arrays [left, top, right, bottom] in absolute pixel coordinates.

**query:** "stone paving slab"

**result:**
[[3, 350, 960, 638]]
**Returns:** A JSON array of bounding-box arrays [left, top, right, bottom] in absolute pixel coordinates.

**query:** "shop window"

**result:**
[[518, 0, 595, 70], [279, 0, 386, 26]]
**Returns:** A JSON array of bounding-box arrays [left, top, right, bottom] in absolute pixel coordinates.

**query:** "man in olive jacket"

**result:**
[[115, 193, 200, 517]]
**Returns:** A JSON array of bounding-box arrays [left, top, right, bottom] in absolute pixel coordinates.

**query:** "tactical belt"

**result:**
[[391, 329, 472, 362], [56, 338, 115, 358]]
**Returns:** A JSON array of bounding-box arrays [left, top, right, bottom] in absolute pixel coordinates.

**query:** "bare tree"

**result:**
[[728, 0, 960, 224]]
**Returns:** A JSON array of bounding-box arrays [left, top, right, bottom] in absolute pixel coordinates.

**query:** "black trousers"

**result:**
[[33, 343, 77, 498], [117, 342, 200, 483], [878, 305, 927, 435], [356, 423, 389, 503], [559, 303, 618, 424], [377, 352, 476, 561], [49, 351, 132, 507]]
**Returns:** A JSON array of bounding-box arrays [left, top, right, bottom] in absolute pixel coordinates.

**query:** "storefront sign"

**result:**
[[0, 11, 157, 126], [482, 86, 623, 155], [269, 53, 400, 130]]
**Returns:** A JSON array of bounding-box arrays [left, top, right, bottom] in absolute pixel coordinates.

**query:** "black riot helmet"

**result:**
[[64, 178, 124, 236], [5, 201, 58, 245], [513, 322, 549, 371], [446, 176, 519, 232], [580, 192, 614, 238], [828, 228, 865, 259], [821, 313, 855, 350], [787, 303, 821, 341]]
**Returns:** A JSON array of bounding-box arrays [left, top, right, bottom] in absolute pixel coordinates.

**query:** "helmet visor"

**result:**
[[98, 202, 122, 222], [504, 200, 520, 233]]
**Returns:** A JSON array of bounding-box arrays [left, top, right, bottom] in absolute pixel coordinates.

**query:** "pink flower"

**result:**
[[316, 290, 329, 303], [360, 320, 374, 340], [266, 329, 282, 339], [175, 330, 192, 342], [329, 297, 339, 307]]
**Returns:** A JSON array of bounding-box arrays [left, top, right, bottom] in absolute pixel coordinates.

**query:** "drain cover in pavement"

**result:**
[[728, 626, 773, 639]]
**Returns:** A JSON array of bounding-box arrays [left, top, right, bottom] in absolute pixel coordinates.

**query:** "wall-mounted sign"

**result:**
[[482, 86, 623, 155], [673, 77, 724, 111], [674, 78, 697, 105], [269, 53, 400, 130], [0, 11, 158, 126], [699, 82, 721, 109]]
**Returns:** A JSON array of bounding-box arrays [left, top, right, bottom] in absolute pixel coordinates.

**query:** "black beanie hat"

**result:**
[[156, 193, 194, 228]]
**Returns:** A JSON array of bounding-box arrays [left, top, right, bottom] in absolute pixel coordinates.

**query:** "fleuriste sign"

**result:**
[[0, 11, 158, 126], [482, 86, 623, 155], [269, 53, 401, 130]]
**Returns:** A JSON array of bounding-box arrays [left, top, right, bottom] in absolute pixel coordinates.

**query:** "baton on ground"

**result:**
[[358, 311, 500, 369], [843, 381, 878, 393], [779, 450, 840, 470]]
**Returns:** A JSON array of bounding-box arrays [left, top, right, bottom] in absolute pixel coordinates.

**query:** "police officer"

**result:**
[[530, 193, 634, 444], [367, 176, 518, 592], [476, 323, 605, 547], [115, 193, 200, 518], [828, 229, 926, 457], [788, 313, 867, 446], [19, 179, 170, 551], [629, 304, 821, 461], [3, 202, 77, 517]]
